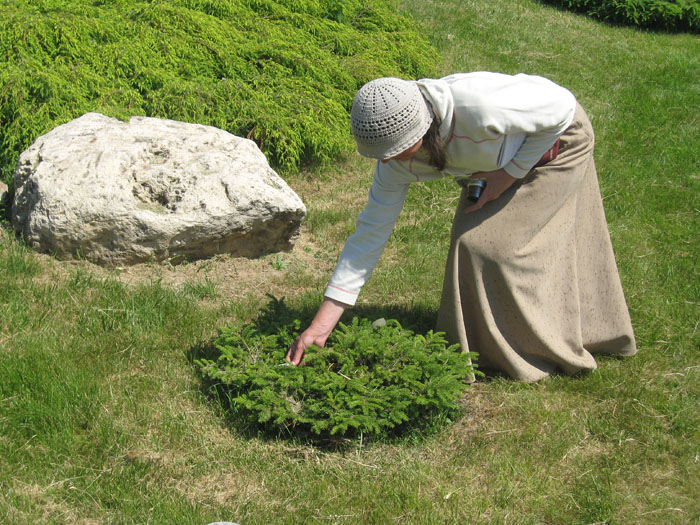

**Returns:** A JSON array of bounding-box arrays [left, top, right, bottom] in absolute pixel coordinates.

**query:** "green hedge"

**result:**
[[540, 0, 700, 32], [0, 0, 437, 181]]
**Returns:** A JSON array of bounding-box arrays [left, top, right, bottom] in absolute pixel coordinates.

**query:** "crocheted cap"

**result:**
[[351, 78, 433, 160]]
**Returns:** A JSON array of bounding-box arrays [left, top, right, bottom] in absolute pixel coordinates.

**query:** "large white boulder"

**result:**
[[12, 113, 306, 266]]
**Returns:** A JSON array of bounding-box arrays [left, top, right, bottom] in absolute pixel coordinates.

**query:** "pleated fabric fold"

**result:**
[[437, 105, 636, 382]]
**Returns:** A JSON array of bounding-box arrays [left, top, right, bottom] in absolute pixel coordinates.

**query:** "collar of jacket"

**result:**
[[416, 78, 454, 145]]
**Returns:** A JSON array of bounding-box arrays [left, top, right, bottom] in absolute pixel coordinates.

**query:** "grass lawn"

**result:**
[[1, 0, 699, 523]]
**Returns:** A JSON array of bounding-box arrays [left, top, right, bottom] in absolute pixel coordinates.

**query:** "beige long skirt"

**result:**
[[436, 105, 637, 382]]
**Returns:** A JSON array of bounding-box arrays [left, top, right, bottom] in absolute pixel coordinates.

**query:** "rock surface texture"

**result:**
[[12, 113, 306, 266], [0, 181, 8, 207]]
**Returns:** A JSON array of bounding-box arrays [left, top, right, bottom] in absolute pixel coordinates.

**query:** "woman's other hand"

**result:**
[[286, 297, 347, 365], [464, 169, 517, 214]]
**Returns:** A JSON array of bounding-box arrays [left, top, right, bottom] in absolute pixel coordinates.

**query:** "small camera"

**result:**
[[466, 179, 487, 203]]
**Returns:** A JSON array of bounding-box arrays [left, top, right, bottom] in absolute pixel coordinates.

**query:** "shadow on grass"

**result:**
[[186, 295, 469, 450]]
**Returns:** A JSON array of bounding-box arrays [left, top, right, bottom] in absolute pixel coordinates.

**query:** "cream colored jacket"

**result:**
[[325, 72, 577, 305]]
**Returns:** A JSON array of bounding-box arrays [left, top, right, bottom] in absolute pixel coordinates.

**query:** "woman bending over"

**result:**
[[287, 72, 636, 382]]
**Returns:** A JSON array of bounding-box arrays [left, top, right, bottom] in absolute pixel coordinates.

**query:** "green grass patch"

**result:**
[[1, 0, 699, 522]]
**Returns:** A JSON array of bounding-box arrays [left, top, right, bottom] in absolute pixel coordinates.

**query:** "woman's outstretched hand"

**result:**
[[464, 168, 517, 214], [287, 327, 330, 366], [286, 297, 347, 366]]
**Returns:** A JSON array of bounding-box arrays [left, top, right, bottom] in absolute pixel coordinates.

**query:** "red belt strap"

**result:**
[[534, 138, 560, 168]]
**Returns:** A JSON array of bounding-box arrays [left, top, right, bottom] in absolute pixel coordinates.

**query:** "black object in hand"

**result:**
[[466, 179, 487, 203]]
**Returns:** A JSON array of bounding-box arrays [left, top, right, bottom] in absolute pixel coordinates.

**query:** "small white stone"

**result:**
[[0, 180, 8, 206]]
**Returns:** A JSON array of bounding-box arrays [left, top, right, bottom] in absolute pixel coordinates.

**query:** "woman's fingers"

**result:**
[[286, 337, 307, 365], [464, 169, 516, 214], [286, 298, 347, 365]]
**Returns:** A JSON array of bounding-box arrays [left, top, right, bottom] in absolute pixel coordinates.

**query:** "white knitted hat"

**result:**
[[351, 78, 433, 160]]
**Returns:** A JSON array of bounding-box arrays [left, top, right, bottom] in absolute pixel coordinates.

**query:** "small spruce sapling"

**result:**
[[195, 300, 481, 441]]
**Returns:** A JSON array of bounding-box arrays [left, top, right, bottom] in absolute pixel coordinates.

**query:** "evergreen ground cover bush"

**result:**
[[0, 0, 437, 185], [540, 0, 700, 32], [194, 298, 479, 440]]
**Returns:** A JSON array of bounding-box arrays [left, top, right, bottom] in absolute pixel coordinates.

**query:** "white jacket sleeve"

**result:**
[[324, 161, 413, 305]]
